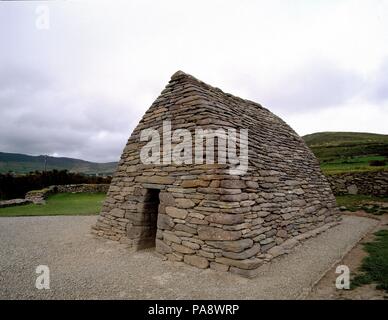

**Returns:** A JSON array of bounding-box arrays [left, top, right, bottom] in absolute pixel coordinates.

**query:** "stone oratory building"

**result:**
[[93, 71, 339, 277]]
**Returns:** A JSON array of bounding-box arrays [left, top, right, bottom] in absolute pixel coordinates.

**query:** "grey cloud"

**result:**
[[0, 65, 51, 90], [240, 60, 365, 113], [367, 59, 388, 103], [0, 66, 133, 162], [1, 0, 387, 166]]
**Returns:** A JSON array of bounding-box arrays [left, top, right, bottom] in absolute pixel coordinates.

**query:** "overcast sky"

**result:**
[[1, 0, 387, 162]]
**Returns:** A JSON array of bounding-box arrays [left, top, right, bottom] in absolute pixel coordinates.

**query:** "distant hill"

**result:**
[[2, 131, 387, 175], [0, 152, 118, 175], [302, 132, 388, 174]]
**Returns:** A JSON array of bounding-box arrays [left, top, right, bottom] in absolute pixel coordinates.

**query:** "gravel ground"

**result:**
[[0, 215, 377, 300]]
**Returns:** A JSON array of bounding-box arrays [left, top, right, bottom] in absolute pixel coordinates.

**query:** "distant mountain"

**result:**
[[2, 131, 387, 175], [303, 131, 388, 147], [0, 152, 118, 175]]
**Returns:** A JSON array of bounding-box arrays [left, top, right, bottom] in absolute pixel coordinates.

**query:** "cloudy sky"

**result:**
[[1, 0, 387, 162]]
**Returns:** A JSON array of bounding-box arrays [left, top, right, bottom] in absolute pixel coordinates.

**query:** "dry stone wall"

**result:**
[[0, 198, 32, 208], [326, 170, 388, 196], [54, 184, 109, 194], [93, 71, 340, 278]]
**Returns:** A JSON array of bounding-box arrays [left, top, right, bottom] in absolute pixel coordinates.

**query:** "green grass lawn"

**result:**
[[320, 155, 388, 175], [0, 193, 106, 217], [352, 230, 388, 293], [302, 131, 388, 175], [336, 195, 388, 215]]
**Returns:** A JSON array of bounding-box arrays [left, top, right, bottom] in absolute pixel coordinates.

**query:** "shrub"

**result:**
[[0, 170, 111, 200], [369, 160, 386, 167]]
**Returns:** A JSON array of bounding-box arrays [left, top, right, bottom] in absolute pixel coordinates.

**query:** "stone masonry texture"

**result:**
[[92, 71, 340, 278], [326, 171, 388, 196]]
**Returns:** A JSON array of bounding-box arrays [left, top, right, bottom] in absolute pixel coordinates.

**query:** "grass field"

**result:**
[[0, 193, 106, 217], [320, 155, 388, 175], [336, 195, 388, 215], [352, 230, 388, 293], [302, 132, 388, 174]]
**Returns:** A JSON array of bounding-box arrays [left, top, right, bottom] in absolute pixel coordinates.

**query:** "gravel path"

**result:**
[[0, 215, 377, 299]]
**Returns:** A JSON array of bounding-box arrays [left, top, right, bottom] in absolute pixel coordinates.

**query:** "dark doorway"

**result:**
[[143, 188, 160, 247]]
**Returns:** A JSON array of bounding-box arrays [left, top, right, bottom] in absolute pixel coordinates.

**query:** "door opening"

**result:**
[[143, 188, 160, 247]]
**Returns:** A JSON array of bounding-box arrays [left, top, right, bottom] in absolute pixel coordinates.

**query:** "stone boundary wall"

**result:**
[[54, 184, 110, 194], [0, 198, 32, 208], [326, 170, 388, 196], [25, 184, 109, 204]]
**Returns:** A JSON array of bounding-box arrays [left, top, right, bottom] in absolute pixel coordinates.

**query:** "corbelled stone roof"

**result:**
[[93, 71, 339, 278], [129, 70, 321, 178]]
